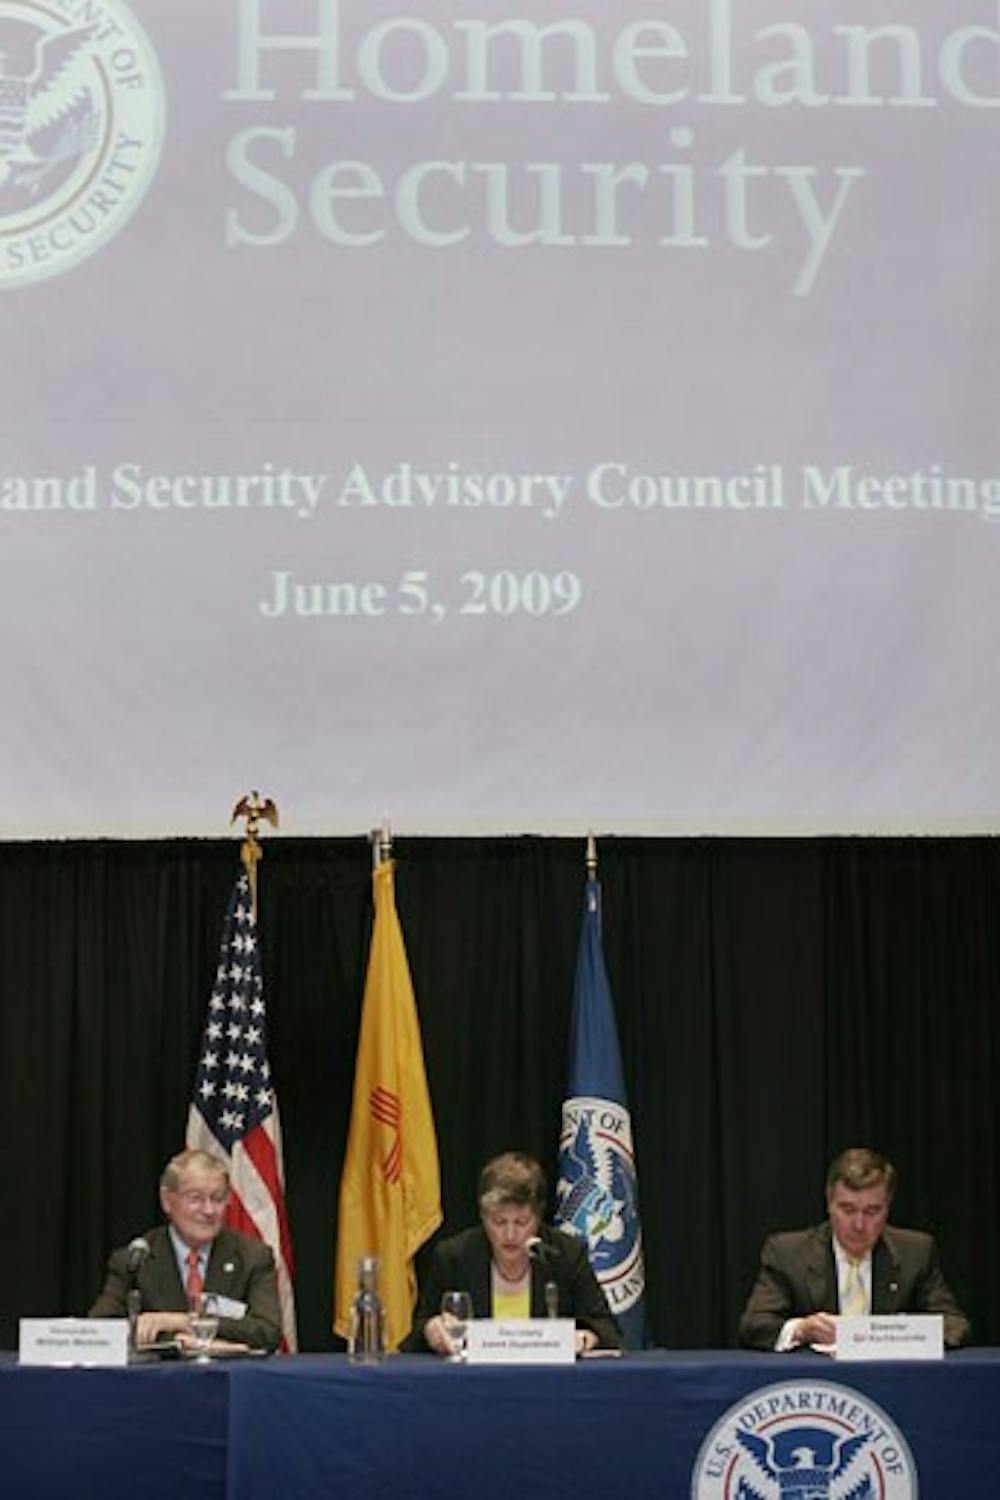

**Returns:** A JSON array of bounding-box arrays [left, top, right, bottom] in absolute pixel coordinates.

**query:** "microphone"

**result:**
[[125, 1237, 149, 1358], [126, 1236, 151, 1276], [526, 1237, 559, 1318]]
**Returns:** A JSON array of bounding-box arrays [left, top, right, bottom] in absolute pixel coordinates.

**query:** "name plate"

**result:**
[[835, 1314, 944, 1361], [465, 1318, 576, 1364], [19, 1317, 129, 1367]]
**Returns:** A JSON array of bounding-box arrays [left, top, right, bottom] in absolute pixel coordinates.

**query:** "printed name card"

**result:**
[[835, 1314, 944, 1361], [19, 1318, 129, 1367], [465, 1318, 576, 1364]]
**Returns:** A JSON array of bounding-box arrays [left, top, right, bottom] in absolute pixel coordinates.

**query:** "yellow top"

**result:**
[[492, 1282, 531, 1319]]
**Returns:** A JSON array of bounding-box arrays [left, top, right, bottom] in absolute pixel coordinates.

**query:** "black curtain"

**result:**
[[1, 835, 997, 1351]]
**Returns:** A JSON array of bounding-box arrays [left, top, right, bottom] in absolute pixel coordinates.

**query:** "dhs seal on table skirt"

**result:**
[[0, 0, 164, 289], [691, 1379, 918, 1499]]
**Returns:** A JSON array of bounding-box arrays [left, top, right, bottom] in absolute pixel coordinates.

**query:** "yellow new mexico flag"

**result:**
[[334, 858, 442, 1349]]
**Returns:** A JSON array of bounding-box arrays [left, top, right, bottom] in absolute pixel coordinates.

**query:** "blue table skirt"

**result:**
[[3, 1349, 998, 1499]]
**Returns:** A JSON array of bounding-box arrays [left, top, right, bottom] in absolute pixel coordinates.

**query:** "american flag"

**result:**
[[186, 871, 297, 1350]]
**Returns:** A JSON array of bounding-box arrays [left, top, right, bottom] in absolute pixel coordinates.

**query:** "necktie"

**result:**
[[841, 1257, 867, 1316], [186, 1249, 204, 1301]]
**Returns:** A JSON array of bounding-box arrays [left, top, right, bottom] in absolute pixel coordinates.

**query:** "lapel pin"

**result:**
[[223, 1261, 235, 1274]]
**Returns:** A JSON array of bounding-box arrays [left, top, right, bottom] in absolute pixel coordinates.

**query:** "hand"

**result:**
[[575, 1328, 598, 1355], [793, 1313, 838, 1348], [423, 1314, 459, 1358], [135, 1310, 191, 1347]]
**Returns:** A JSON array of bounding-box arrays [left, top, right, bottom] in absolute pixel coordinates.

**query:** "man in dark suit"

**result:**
[[739, 1147, 969, 1351], [89, 1148, 281, 1351]]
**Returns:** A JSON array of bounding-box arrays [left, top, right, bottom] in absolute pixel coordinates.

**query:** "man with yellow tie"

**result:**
[[738, 1147, 970, 1351]]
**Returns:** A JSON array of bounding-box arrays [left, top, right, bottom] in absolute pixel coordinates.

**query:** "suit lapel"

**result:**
[[529, 1256, 548, 1318], [804, 1225, 838, 1312], [206, 1231, 238, 1294], [464, 1230, 494, 1319], [143, 1226, 187, 1311], [872, 1233, 902, 1313]]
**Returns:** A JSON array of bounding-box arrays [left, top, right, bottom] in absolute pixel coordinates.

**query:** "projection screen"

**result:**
[[3, 0, 998, 837]]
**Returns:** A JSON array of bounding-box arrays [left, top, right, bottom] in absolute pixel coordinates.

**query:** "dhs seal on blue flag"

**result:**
[[691, 1379, 918, 1499], [556, 1095, 644, 1319]]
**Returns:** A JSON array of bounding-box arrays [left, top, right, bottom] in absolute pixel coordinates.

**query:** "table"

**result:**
[[4, 1350, 998, 1498]]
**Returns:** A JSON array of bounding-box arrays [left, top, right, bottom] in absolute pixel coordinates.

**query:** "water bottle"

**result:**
[[349, 1254, 386, 1362]]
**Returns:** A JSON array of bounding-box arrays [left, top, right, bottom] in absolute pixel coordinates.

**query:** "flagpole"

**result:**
[[231, 789, 279, 916], [370, 817, 392, 870], [586, 830, 597, 879]]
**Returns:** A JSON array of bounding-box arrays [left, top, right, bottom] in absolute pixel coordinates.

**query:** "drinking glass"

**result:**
[[188, 1292, 220, 1361], [440, 1290, 473, 1361]]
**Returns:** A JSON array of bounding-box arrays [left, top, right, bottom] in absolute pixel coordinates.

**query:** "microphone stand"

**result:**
[[125, 1238, 149, 1360], [527, 1238, 560, 1319], [127, 1286, 141, 1359]]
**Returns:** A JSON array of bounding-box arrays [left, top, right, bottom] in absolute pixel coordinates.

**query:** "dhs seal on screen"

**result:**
[[0, 0, 164, 289], [691, 1379, 918, 1499]]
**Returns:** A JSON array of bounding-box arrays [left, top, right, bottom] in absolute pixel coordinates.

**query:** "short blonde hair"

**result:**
[[160, 1149, 229, 1192]]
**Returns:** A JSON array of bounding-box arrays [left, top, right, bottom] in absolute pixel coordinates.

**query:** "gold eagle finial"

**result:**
[[230, 791, 278, 912]]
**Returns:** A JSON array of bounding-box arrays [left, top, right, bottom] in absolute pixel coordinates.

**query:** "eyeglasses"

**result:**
[[174, 1189, 228, 1209]]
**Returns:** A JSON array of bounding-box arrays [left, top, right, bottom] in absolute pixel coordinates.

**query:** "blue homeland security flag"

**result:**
[[555, 876, 646, 1348]]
